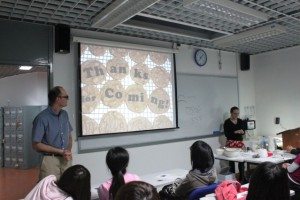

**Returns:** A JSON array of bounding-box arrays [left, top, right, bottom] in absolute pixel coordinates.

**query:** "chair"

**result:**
[[188, 183, 219, 200]]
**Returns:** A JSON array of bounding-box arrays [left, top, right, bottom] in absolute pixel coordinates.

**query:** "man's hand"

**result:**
[[62, 149, 72, 161], [234, 129, 244, 134]]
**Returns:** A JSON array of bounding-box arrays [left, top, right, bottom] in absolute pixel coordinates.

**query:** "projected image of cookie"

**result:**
[[81, 44, 88, 55], [153, 115, 172, 129], [89, 46, 106, 57], [125, 84, 148, 113], [149, 52, 169, 65], [99, 111, 128, 134], [128, 117, 152, 131], [100, 80, 125, 108], [82, 115, 99, 135], [109, 48, 128, 58], [129, 50, 148, 63], [130, 64, 150, 85], [81, 85, 101, 113], [106, 58, 129, 80], [148, 88, 170, 114], [81, 60, 106, 85], [150, 66, 170, 88]]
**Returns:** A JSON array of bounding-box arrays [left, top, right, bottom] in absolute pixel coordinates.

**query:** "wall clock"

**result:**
[[194, 49, 207, 67]]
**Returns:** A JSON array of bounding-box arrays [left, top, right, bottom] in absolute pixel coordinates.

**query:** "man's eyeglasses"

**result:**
[[60, 95, 69, 100]]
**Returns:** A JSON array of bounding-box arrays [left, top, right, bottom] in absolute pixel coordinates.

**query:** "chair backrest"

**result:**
[[188, 183, 219, 200]]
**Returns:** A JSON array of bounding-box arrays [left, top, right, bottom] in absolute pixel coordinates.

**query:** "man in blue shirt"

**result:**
[[32, 86, 73, 180]]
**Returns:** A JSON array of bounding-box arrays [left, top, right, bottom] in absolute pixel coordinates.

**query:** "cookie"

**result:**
[[130, 64, 150, 85], [109, 48, 128, 58], [106, 58, 129, 80], [153, 115, 173, 129], [100, 80, 125, 108], [148, 88, 170, 114], [81, 60, 106, 85], [89, 45, 106, 57], [128, 117, 152, 131], [99, 111, 128, 134], [149, 52, 169, 65], [81, 44, 88, 55], [150, 66, 170, 88], [81, 85, 101, 113], [82, 115, 100, 135], [129, 50, 148, 63], [125, 84, 148, 113]]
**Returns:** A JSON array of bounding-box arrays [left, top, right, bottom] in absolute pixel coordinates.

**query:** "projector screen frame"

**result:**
[[76, 42, 179, 137]]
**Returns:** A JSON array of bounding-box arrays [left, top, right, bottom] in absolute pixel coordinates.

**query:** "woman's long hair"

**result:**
[[56, 164, 91, 200], [106, 147, 129, 199], [190, 140, 214, 173], [246, 162, 289, 200]]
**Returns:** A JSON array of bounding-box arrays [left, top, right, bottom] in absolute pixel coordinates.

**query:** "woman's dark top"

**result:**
[[224, 118, 245, 141]]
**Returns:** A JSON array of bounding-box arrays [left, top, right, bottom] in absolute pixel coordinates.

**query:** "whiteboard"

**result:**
[[78, 73, 239, 152], [176, 73, 239, 136]]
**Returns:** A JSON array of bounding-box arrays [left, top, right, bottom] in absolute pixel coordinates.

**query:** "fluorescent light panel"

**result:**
[[184, 0, 269, 26], [213, 24, 286, 47], [19, 66, 32, 70], [92, 0, 159, 29]]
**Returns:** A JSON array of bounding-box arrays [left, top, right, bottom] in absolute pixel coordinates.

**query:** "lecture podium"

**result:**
[[277, 127, 300, 150]]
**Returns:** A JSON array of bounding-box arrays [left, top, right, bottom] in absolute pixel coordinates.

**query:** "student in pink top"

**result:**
[[98, 147, 140, 200], [24, 164, 91, 200]]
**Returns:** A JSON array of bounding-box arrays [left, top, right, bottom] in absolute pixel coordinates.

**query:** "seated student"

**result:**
[[246, 162, 289, 200], [282, 153, 300, 199], [115, 181, 160, 200], [160, 140, 217, 200], [24, 164, 91, 200], [98, 147, 140, 200]]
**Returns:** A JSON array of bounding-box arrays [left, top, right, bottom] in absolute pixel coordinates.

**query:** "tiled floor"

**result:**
[[0, 167, 39, 200]]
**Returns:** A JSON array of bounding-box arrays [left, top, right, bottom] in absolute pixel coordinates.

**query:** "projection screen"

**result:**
[[79, 43, 177, 136]]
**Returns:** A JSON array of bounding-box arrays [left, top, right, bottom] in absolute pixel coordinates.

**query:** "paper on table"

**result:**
[[155, 173, 180, 181]]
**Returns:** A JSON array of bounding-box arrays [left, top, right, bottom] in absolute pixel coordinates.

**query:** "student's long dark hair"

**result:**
[[56, 164, 91, 200], [115, 181, 160, 200], [246, 162, 289, 200], [106, 147, 129, 200], [190, 140, 214, 173]]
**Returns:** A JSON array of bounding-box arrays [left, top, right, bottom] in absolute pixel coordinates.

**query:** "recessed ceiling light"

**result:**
[[92, 0, 159, 29], [19, 66, 32, 70], [184, 0, 269, 26], [213, 24, 286, 47]]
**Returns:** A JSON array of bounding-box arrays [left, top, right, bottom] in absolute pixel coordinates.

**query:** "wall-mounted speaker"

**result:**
[[240, 53, 250, 71], [55, 24, 70, 54]]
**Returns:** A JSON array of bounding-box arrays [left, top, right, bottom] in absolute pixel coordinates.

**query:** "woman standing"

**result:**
[[224, 106, 245, 182]]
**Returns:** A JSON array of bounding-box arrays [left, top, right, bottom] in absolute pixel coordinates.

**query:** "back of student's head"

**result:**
[[106, 146, 129, 199], [115, 181, 160, 200], [56, 164, 91, 200], [246, 162, 289, 200], [190, 140, 214, 173]]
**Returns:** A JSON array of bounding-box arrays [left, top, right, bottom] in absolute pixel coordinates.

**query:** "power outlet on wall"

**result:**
[[275, 117, 280, 124]]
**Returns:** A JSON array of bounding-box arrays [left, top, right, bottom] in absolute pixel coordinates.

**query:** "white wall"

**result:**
[[0, 72, 48, 106], [176, 45, 237, 76], [253, 45, 300, 136], [52, 33, 254, 185]]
